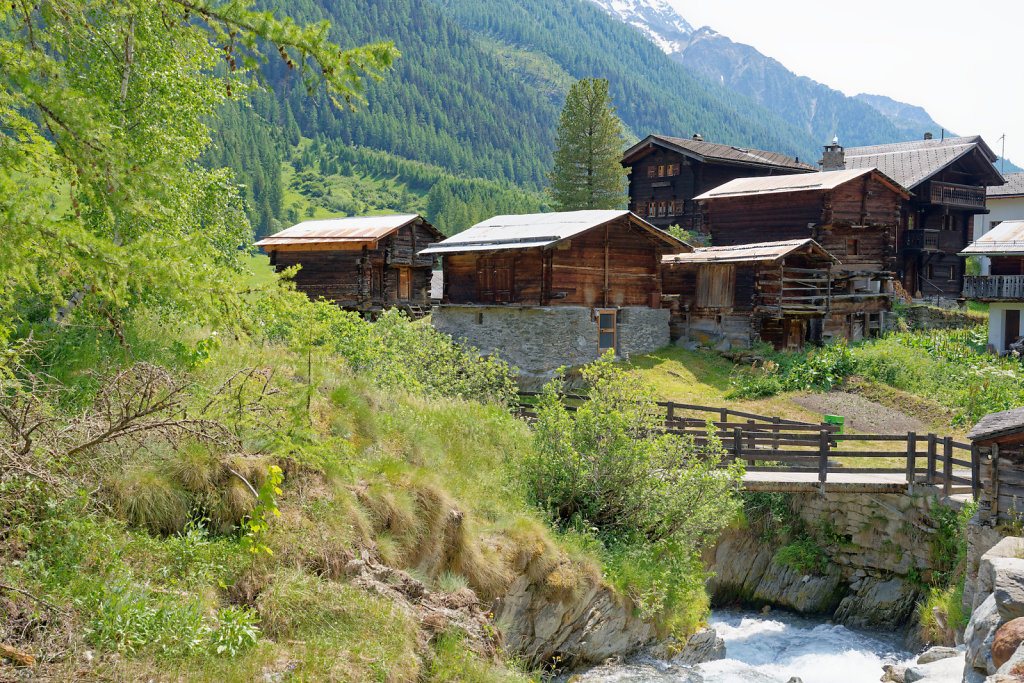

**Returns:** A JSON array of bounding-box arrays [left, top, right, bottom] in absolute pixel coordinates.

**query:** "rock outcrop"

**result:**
[[963, 536, 1024, 679]]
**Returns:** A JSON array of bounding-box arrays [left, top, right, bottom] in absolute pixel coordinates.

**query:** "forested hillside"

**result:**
[[211, 0, 830, 237]]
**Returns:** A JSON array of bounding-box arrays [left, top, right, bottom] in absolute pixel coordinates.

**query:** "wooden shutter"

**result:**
[[697, 264, 736, 308]]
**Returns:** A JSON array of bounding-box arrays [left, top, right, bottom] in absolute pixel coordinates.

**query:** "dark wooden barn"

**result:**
[[968, 407, 1024, 525], [695, 167, 909, 341], [419, 211, 688, 384], [256, 214, 443, 316], [621, 134, 817, 233], [662, 239, 838, 350], [826, 135, 1005, 300]]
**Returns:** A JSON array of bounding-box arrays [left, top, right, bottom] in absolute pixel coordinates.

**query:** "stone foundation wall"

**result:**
[[430, 305, 669, 385], [887, 304, 987, 332], [708, 491, 959, 632]]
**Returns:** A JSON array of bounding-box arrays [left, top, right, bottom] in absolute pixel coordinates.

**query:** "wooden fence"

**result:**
[[516, 395, 979, 496]]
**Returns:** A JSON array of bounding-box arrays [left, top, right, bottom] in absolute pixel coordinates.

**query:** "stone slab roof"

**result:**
[[662, 238, 838, 265], [967, 406, 1024, 443], [989, 172, 1024, 198], [693, 167, 908, 201], [843, 136, 1002, 190], [622, 135, 818, 172]]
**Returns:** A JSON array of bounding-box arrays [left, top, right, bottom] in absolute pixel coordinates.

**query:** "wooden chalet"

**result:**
[[419, 211, 688, 383], [621, 134, 817, 232], [961, 219, 1024, 353], [827, 135, 1005, 300], [695, 167, 908, 341], [662, 239, 838, 351], [256, 214, 443, 316]]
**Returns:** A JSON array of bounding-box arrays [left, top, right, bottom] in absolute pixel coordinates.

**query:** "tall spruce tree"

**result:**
[[547, 78, 627, 210]]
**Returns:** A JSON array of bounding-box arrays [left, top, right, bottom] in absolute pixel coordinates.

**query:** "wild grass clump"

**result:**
[[727, 341, 854, 398]]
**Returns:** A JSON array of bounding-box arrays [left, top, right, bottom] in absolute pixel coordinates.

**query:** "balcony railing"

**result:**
[[929, 181, 987, 210], [963, 275, 1024, 300], [905, 229, 940, 251]]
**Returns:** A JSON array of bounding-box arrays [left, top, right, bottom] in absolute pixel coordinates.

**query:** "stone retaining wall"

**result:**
[[887, 304, 987, 332], [430, 305, 669, 386]]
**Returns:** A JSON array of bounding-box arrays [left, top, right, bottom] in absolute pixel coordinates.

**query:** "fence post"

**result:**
[[926, 433, 937, 485], [942, 436, 953, 496], [720, 407, 729, 425], [818, 429, 829, 493], [906, 432, 917, 492], [733, 427, 743, 465], [747, 419, 756, 467], [772, 416, 780, 451], [666, 402, 675, 425]]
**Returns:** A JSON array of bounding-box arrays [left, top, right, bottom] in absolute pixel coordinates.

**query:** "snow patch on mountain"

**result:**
[[587, 0, 694, 55]]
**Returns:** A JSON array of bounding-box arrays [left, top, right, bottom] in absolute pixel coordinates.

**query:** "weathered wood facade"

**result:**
[[256, 214, 443, 315], [969, 408, 1024, 525], [831, 135, 1005, 300], [696, 168, 908, 342], [420, 211, 688, 382], [662, 239, 837, 350], [622, 134, 817, 232]]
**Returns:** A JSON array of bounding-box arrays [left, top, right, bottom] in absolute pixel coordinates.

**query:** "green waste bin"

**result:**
[[823, 414, 844, 434]]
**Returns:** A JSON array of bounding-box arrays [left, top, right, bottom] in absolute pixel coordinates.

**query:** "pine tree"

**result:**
[[547, 78, 627, 211]]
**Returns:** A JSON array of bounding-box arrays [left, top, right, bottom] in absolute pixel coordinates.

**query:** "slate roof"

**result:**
[[960, 220, 1024, 256], [843, 136, 1003, 190], [967, 406, 1024, 443], [622, 135, 818, 172], [256, 214, 442, 248], [989, 172, 1024, 198], [417, 210, 689, 255], [692, 168, 908, 201], [662, 238, 838, 265]]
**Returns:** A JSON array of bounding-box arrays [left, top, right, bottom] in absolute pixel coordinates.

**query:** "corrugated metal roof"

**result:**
[[622, 135, 818, 171], [255, 214, 426, 247], [960, 220, 1024, 255], [692, 168, 906, 201], [662, 238, 837, 265], [843, 136, 1002, 190], [418, 210, 686, 255], [989, 172, 1024, 198]]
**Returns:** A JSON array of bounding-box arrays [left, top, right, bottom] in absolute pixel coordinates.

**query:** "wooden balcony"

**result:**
[[963, 275, 1024, 301], [929, 181, 987, 210], [905, 229, 940, 251]]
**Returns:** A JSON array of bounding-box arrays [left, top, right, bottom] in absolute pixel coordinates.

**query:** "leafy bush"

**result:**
[[774, 537, 828, 576], [522, 355, 744, 626], [728, 341, 854, 398]]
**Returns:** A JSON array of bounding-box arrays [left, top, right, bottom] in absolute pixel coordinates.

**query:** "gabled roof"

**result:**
[[256, 214, 442, 249], [967, 406, 1024, 444], [622, 135, 818, 172], [418, 210, 689, 255], [989, 172, 1024, 199], [662, 238, 838, 265], [693, 167, 908, 201], [843, 136, 1004, 190], [960, 220, 1024, 256]]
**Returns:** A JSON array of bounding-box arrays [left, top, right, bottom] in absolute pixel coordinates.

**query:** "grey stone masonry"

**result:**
[[430, 305, 669, 384]]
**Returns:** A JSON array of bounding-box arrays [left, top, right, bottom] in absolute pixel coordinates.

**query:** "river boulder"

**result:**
[[991, 618, 1024, 670], [965, 593, 1003, 674]]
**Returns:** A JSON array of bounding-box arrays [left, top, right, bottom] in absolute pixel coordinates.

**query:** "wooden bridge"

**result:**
[[517, 395, 980, 497]]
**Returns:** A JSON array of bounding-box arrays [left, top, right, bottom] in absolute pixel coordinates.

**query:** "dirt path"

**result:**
[[791, 391, 925, 434]]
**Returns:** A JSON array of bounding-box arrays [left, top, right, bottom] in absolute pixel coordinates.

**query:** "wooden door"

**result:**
[[478, 257, 513, 303], [398, 267, 411, 301], [1006, 309, 1020, 350], [782, 318, 805, 352]]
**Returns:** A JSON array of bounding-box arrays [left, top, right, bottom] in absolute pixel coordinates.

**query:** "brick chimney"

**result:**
[[820, 137, 845, 171]]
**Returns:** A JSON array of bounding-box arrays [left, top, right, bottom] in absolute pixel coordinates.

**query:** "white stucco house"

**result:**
[[961, 219, 1024, 353], [974, 172, 1024, 274]]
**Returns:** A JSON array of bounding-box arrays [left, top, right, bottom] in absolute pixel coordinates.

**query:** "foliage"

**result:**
[[728, 341, 854, 398], [547, 78, 628, 210], [523, 355, 743, 626], [774, 537, 828, 576], [240, 465, 284, 556]]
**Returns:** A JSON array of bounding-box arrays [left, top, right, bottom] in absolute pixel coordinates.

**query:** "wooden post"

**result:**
[[972, 443, 982, 500], [818, 429, 829, 493], [942, 436, 953, 496], [733, 426, 743, 465], [666, 403, 675, 425], [993, 443, 1001, 523], [720, 407, 729, 424], [926, 433, 937, 485], [772, 416, 780, 451], [906, 431, 917, 491], [747, 419, 756, 467]]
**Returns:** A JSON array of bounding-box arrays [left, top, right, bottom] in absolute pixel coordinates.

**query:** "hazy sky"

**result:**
[[667, 0, 1023, 166]]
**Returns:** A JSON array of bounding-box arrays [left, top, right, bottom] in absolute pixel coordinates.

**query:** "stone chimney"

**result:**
[[692, 134, 704, 142], [820, 137, 845, 171], [924, 132, 933, 140]]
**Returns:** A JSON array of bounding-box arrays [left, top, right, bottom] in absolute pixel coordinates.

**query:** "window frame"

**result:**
[[596, 308, 617, 353]]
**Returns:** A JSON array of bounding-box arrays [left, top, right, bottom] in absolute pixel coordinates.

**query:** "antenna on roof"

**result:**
[[1000, 134, 1007, 174], [941, 128, 945, 141]]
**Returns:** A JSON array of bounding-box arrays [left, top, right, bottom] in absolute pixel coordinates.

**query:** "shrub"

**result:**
[[774, 537, 828, 576]]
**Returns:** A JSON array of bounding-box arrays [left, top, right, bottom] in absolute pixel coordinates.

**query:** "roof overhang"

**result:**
[[662, 238, 839, 265]]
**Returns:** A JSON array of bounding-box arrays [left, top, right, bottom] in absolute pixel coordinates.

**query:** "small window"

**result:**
[[658, 165, 666, 178], [669, 163, 680, 176], [648, 203, 657, 218], [924, 264, 934, 279], [847, 239, 858, 256], [597, 309, 617, 352], [948, 265, 957, 281]]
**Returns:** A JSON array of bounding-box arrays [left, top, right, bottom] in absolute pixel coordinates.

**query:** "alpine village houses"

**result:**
[[961, 220, 1024, 354], [419, 210, 688, 385], [621, 134, 818, 233], [256, 214, 444, 317], [691, 167, 909, 343], [823, 135, 1005, 300]]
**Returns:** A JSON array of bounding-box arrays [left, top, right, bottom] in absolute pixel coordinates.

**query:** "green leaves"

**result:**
[[547, 77, 628, 210]]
